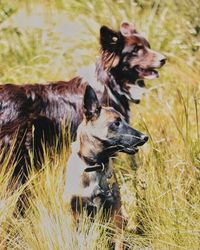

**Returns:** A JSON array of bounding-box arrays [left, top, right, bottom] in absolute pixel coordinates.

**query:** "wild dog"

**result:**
[[0, 22, 166, 179], [63, 85, 148, 250]]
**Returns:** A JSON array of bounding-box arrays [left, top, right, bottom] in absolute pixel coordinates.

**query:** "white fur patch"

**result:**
[[127, 83, 146, 101], [62, 141, 100, 204], [77, 64, 104, 93], [107, 87, 120, 105]]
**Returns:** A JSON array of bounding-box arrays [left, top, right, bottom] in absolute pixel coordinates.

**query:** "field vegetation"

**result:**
[[0, 0, 200, 249]]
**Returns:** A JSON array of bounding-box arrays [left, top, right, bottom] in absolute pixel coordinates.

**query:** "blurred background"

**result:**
[[0, 0, 200, 249]]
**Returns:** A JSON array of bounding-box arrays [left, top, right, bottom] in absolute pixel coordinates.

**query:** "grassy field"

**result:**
[[0, 0, 200, 249]]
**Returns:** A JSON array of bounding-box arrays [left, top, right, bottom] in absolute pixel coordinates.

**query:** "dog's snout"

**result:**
[[135, 134, 148, 147]]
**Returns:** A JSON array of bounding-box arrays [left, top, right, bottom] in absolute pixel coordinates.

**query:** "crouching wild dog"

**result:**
[[63, 85, 148, 250], [0, 22, 165, 182]]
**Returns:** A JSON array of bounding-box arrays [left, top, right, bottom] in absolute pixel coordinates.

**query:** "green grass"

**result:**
[[0, 0, 200, 249]]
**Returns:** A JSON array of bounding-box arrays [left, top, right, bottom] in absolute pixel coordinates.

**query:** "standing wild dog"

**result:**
[[63, 85, 148, 250], [0, 22, 166, 181]]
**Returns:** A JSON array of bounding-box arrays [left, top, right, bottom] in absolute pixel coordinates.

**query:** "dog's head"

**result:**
[[100, 22, 166, 103], [77, 85, 148, 160]]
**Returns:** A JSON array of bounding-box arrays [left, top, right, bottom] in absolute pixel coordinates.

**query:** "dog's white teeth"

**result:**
[[144, 73, 158, 79]]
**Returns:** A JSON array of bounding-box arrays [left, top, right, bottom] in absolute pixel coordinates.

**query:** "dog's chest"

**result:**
[[80, 171, 100, 194], [63, 154, 107, 202]]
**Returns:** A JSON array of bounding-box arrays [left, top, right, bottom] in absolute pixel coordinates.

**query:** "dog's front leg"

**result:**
[[113, 210, 124, 250], [111, 183, 124, 250]]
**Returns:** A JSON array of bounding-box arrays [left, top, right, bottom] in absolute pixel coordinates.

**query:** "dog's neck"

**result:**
[[71, 140, 109, 172], [78, 153, 106, 173], [95, 58, 130, 121]]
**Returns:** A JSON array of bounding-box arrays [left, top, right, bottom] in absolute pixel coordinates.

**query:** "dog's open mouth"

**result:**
[[136, 66, 159, 80], [119, 136, 148, 155], [120, 146, 139, 155]]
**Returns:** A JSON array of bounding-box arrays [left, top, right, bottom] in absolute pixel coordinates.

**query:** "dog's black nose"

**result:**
[[135, 134, 148, 147], [133, 99, 140, 104], [141, 134, 148, 143], [160, 57, 167, 66]]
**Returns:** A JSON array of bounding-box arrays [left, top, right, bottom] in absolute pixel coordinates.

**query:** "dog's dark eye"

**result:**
[[113, 118, 122, 127], [132, 45, 143, 54], [109, 118, 122, 130], [114, 120, 120, 127]]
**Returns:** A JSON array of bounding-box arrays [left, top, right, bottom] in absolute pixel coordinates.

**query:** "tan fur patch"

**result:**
[[81, 172, 90, 187], [78, 107, 121, 158]]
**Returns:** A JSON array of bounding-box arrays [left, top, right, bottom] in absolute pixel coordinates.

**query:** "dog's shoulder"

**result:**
[[77, 64, 104, 93]]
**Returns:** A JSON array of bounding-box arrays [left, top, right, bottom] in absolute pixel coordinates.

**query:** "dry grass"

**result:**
[[0, 0, 200, 249]]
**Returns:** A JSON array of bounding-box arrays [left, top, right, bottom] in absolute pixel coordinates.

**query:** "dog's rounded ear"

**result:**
[[83, 85, 101, 121], [101, 86, 110, 107], [100, 25, 122, 52], [120, 22, 136, 37]]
